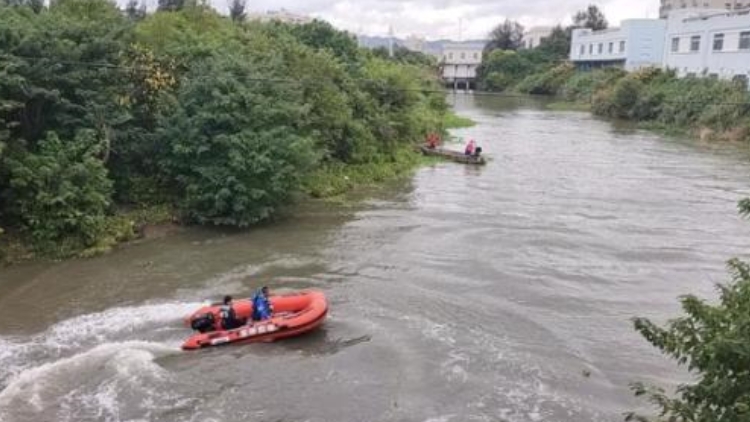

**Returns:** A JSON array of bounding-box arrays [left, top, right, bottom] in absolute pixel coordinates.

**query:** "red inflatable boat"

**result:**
[[182, 290, 328, 350]]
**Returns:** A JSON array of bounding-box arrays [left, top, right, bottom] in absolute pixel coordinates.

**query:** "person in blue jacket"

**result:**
[[251, 286, 273, 321]]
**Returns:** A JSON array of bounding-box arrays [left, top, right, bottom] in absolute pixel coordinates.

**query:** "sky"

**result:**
[[144, 0, 660, 40]]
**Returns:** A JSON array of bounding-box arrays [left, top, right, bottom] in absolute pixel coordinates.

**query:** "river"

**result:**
[[1, 94, 750, 422]]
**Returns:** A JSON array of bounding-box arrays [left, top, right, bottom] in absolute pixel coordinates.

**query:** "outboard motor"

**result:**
[[190, 313, 216, 333]]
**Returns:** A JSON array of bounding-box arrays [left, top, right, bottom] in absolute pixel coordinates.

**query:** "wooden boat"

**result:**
[[182, 290, 328, 350], [420, 146, 486, 165]]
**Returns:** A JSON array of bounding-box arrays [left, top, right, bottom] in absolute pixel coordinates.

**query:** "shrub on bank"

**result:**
[[0, 1, 449, 260], [6, 131, 112, 251], [516, 63, 575, 96]]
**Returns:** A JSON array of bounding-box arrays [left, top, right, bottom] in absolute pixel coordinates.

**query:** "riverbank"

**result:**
[[483, 62, 750, 143], [0, 3, 455, 267], [0, 104, 473, 266]]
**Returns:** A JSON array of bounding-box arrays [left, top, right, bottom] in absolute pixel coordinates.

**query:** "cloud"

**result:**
[[139, 0, 659, 40]]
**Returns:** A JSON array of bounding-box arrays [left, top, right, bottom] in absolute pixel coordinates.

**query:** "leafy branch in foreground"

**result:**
[[627, 258, 750, 422]]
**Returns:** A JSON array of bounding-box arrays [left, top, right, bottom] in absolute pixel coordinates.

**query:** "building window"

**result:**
[[619, 40, 626, 52], [460, 52, 465, 59], [473, 52, 479, 59], [671, 37, 680, 52], [449, 52, 453, 60], [608, 42, 613, 53], [740, 31, 750, 50], [580, 44, 585, 56], [690, 35, 700, 52], [713, 33, 724, 51], [598, 43, 603, 54], [589, 44, 593, 54]]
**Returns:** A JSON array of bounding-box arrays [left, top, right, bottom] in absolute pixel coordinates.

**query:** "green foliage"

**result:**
[[157, 0, 184, 12], [0, 0, 129, 146], [159, 56, 317, 226], [228, 0, 245, 22], [516, 63, 575, 95], [372, 45, 438, 68], [581, 67, 750, 138], [478, 50, 534, 92], [288, 20, 362, 66], [125, 0, 146, 21], [6, 131, 112, 250], [485, 19, 524, 52], [628, 258, 750, 422], [573, 4, 608, 30], [537, 26, 573, 61], [303, 147, 423, 198], [443, 112, 476, 129], [0, 1, 448, 260], [561, 68, 626, 102], [739, 198, 750, 218]]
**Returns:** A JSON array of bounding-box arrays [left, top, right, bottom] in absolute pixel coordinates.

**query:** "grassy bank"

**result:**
[[443, 112, 476, 129], [0, 3, 450, 266], [484, 62, 750, 142], [0, 205, 176, 265], [302, 147, 439, 198]]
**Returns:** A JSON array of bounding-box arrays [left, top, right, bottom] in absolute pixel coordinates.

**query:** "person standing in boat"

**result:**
[[251, 286, 274, 321], [426, 132, 439, 149], [464, 139, 476, 156], [220, 295, 245, 330]]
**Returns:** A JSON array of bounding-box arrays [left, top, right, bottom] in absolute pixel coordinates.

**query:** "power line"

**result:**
[[3, 54, 750, 107]]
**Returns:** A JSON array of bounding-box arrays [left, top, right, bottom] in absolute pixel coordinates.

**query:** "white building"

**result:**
[[523, 26, 554, 49], [441, 43, 483, 89], [404, 35, 426, 53], [569, 19, 667, 71], [660, 0, 750, 18], [247, 9, 312, 25], [664, 9, 750, 83]]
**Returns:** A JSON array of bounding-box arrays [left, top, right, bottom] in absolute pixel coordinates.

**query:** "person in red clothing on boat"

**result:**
[[425, 132, 440, 149], [464, 139, 483, 157], [464, 139, 476, 156]]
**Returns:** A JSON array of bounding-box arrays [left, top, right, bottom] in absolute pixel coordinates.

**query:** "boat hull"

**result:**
[[420, 146, 486, 165], [182, 290, 328, 350]]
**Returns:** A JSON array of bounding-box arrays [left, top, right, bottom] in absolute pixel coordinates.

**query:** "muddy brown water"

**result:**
[[1, 94, 750, 422]]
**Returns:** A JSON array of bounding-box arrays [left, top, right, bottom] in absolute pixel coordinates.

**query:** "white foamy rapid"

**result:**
[[0, 302, 200, 422]]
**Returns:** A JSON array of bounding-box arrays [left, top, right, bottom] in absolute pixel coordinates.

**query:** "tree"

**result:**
[[157, 0, 184, 12], [477, 50, 533, 91], [2, 0, 43, 11], [290, 20, 362, 66], [228, 0, 245, 22], [6, 131, 112, 249], [628, 258, 750, 422], [125, 0, 146, 20], [537, 25, 572, 61], [573, 5, 608, 31], [485, 19, 524, 53], [158, 56, 317, 226]]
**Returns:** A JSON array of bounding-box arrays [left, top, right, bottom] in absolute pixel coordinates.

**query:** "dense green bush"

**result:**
[[516, 63, 575, 96], [6, 131, 112, 249], [561, 68, 626, 102], [159, 56, 316, 226], [477, 50, 534, 92], [0, 1, 448, 258]]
